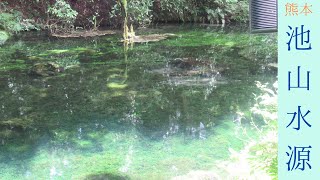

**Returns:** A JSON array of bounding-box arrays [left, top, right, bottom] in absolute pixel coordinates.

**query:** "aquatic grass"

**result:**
[[0, 62, 28, 71], [162, 32, 264, 48]]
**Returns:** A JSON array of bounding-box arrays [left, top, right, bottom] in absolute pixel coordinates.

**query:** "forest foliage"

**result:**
[[0, 0, 249, 33]]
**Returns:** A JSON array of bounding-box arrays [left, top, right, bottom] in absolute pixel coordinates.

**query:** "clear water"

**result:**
[[0, 25, 277, 179]]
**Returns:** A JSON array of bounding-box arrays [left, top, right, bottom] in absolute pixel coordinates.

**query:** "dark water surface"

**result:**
[[0, 25, 277, 179]]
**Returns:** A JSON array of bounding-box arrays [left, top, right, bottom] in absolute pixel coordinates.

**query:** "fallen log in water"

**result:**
[[51, 30, 117, 38]]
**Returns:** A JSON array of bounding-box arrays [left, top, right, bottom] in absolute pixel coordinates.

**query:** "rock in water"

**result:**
[[169, 58, 211, 70], [148, 57, 228, 86], [29, 62, 64, 77]]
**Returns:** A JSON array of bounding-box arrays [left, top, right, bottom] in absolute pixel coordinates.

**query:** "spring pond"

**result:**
[[0, 25, 277, 179]]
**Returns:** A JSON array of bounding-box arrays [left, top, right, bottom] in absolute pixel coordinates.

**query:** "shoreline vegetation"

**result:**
[[0, 0, 249, 42]]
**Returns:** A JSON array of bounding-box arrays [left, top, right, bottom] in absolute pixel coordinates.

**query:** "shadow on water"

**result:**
[[0, 24, 277, 179]]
